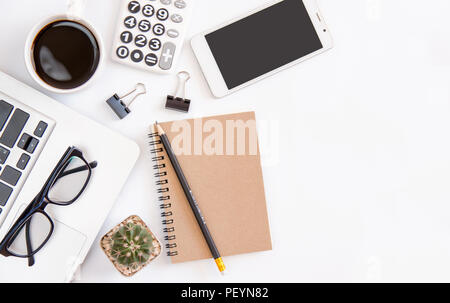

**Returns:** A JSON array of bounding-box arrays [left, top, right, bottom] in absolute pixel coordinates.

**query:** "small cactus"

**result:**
[[101, 216, 161, 277], [111, 223, 153, 270]]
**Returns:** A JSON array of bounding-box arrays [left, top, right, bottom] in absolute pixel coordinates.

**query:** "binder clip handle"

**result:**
[[166, 71, 191, 113], [174, 71, 190, 100], [120, 83, 146, 107], [107, 83, 146, 119]]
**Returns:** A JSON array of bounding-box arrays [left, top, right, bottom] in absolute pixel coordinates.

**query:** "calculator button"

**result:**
[[149, 38, 162, 51], [153, 23, 165, 36], [120, 31, 133, 43], [124, 16, 137, 29], [157, 8, 169, 21], [117, 46, 129, 59], [171, 14, 183, 23], [167, 29, 179, 38], [145, 54, 158, 67], [174, 0, 186, 9], [128, 1, 141, 13], [142, 4, 155, 17], [131, 50, 144, 62], [138, 20, 151, 32], [160, 0, 172, 5], [135, 35, 148, 47], [159, 42, 176, 70]]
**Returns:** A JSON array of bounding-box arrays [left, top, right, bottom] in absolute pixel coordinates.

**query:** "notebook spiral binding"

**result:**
[[148, 132, 178, 257]]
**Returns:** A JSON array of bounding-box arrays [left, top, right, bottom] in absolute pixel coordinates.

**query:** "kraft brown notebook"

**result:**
[[149, 112, 272, 263]]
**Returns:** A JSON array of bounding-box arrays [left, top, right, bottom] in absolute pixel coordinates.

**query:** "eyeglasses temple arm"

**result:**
[[25, 221, 35, 267], [57, 161, 98, 179]]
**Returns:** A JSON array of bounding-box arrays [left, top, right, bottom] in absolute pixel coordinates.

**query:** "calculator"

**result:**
[[112, 0, 194, 74]]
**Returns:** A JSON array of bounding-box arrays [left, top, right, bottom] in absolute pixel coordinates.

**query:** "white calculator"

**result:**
[[112, 0, 194, 74]]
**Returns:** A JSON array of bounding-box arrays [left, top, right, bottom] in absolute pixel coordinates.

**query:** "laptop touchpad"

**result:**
[[0, 204, 87, 283]]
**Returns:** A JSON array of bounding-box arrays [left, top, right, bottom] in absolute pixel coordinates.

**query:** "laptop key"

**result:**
[[17, 133, 31, 149], [34, 121, 48, 138], [0, 165, 22, 186], [26, 137, 39, 154], [17, 153, 30, 170], [0, 146, 10, 164], [0, 182, 13, 206], [0, 109, 30, 148], [0, 100, 14, 132]]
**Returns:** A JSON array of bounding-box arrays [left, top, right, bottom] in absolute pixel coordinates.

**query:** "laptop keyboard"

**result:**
[[0, 97, 54, 227]]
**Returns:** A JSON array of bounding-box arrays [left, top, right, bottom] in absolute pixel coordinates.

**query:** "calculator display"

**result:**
[[205, 0, 323, 89]]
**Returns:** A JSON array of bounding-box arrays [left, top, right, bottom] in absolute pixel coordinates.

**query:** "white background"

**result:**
[[1, 0, 450, 282]]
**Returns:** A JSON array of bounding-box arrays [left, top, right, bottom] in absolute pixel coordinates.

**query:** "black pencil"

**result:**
[[156, 122, 226, 275]]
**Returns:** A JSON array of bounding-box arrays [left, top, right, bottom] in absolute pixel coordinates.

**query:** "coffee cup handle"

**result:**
[[66, 0, 87, 20]]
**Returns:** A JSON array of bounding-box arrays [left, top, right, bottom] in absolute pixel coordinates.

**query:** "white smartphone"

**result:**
[[191, 0, 333, 98]]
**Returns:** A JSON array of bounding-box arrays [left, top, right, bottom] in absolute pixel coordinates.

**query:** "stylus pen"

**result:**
[[156, 122, 226, 275]]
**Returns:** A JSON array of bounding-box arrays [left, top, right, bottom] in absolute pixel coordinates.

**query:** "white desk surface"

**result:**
[[1, 0, 450, 283]]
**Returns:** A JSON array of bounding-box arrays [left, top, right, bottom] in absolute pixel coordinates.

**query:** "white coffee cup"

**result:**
[[24, 0, 104, 94]]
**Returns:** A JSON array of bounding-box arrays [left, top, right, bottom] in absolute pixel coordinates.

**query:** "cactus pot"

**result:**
[[101, 215, 161, 277]]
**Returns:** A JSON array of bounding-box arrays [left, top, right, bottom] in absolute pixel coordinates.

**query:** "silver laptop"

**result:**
[[0, 71, 140, 282]]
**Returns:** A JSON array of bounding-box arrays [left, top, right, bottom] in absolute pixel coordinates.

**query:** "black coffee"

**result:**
[[32, 20, 100, 90]]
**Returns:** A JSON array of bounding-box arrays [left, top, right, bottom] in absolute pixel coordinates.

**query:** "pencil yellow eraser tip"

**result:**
[[215, 258, 226, 273]]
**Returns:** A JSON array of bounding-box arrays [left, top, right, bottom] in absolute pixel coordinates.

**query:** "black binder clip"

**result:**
[[106, 83, 146, 119], [166, 71, 191, 113]]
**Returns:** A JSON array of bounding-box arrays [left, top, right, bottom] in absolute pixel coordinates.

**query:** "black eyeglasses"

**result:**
[[0, 146, 97, 266]]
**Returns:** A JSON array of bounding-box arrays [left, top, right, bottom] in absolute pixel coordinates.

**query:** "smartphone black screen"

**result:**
[[205, 0, 323, 89]]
